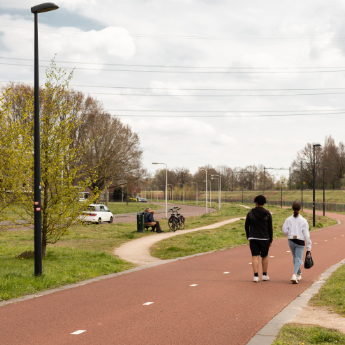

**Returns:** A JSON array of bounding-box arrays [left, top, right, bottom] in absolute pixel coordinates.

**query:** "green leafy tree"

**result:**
[[1, 62, 99, 255]]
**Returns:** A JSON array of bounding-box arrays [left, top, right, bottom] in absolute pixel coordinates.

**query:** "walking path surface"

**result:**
[[1, 209, 345, 344], [114, 216, 244, 265], [112, 202, 215, 223]]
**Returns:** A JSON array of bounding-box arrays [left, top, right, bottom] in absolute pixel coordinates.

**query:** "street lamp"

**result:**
[[199, 169, 208, 214], [31, 2, 59, 277], [180, 183, 185, 204], [191, 182, 198, 205], [152, 163, 167, 218], [167, 184, 173, 202], [211, 175, 220, 211], [211, 174, 221, 211], [313, 144, 321, 226], [280, 180, 284, 208], [323, 167, 328, 216]]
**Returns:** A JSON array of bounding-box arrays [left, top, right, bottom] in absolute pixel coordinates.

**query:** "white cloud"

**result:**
[[1, 0, 345, 172]]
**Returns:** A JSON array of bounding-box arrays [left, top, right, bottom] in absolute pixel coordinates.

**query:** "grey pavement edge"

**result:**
[[246, 258, 345, 345]]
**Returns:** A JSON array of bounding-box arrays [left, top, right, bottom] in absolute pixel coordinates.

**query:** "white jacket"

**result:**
[[282, 214, 312, 251]]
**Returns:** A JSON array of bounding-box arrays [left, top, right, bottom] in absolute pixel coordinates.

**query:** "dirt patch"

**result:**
[[292, 305, 345, 334]]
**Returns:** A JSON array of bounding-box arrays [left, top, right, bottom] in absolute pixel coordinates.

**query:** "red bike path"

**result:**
[[1, 209, 345, 345]]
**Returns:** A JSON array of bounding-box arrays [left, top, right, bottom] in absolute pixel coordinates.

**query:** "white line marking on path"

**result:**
[[314, 243, 317, 244], [71, 330, 86, 335], [325, 240, 328, 242], [334, 238, 337, 239], [249, 263, 252, 265], [190, 284, 198, 287], [270, 256, 274, 258], [143, 302, 154, 305], [223, 272, 230, 274], [286, 251, 290, 252]]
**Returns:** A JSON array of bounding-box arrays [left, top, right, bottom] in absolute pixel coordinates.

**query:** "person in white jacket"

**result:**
[[282, 202, 312, 284]]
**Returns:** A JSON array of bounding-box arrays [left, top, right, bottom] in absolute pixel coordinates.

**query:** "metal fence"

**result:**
[[218, 198, 345, 213]]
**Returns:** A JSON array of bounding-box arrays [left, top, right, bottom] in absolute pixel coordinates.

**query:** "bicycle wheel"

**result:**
[[171, 218, 179, 232], [168, 216, 173, 230]]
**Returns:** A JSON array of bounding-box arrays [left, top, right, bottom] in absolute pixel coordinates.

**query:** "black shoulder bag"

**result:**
[[304, 252, 314, 269]]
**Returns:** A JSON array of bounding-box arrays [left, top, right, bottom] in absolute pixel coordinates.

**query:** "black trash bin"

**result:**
[[137, 212, 145, 232]]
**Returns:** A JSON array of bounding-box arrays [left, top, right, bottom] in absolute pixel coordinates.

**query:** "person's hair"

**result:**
[[254, 195, 266, 206], [292, 202, 301, 217], [145, 207, 150, 211], [151, 210, 155, 215]]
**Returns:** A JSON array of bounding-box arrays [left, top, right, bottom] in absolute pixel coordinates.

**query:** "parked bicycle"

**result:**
[[168, 207, 185, 232]]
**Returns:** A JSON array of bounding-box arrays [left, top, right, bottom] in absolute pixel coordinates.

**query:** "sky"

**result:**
[[1, 0, 345, 179]]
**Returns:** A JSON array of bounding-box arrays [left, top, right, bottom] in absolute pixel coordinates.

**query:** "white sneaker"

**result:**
[[262, 275, 270, 281], [253, 276, 260, 283], [291, 274, 298, 284], [297, 274, 302, 281]]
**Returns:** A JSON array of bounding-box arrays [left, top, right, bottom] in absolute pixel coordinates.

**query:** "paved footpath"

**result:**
[[1, 210, 345, 345]]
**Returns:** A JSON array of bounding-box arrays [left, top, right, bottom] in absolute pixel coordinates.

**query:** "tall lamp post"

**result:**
[[31, 2, 59, 277], [191, 182, 198, 205], [199, 169, 208, 213], [323, 167, 328, 216], [167, 184, 173, 202], [153, 163, 167, 218], [211, 174, 221, 210], [313, 144, 321, 226]]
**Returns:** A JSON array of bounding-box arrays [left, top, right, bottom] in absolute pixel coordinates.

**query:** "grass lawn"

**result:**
[[310, 263, 345, 316], [0, 202, 247, 301], [106, 202, 163, 214], [150, 204, 337, 260], [272, 324, 345, 345]]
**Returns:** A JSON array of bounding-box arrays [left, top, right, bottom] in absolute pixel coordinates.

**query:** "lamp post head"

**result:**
[[324, 167, 328, 171], [31, 2, 59, 13], [313, 144, 321, 148]]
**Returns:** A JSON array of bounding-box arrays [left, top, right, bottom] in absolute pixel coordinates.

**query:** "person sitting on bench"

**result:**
[[144, 207, 163, 233]]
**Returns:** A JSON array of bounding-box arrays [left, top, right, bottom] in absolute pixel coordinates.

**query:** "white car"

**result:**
[[80, 204, 114, 224]]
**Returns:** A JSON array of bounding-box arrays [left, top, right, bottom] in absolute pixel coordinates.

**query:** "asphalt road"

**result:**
[[1, 209, 344, 345]]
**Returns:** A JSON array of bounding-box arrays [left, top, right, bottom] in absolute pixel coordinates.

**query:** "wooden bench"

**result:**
[[144, 224, 154, 232]]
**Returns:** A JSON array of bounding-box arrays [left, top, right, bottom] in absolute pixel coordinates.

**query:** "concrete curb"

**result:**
[[246, 260, 345, 345]]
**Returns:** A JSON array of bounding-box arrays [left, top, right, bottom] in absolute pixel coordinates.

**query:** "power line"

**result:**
[[1, 56, 345, 70], [3, 80, 345, 91], [80, 92, 345, 97], [2, 62, 345, 73], [109, 111, 345, 118], [0, 26, 343, 41], [106, 109, 345, 113]]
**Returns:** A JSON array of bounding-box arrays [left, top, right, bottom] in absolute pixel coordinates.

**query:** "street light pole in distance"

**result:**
[[323, 167, 328, 216], [199, 169, 208, 214], [31, 2, 59, 277], [313, 144, 321, 226], [152, 163, 167, 218]]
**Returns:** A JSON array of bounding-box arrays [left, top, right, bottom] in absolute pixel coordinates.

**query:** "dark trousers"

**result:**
[[152, 221, 162, 232]]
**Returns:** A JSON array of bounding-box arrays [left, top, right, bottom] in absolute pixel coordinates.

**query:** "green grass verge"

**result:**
[[0, 246, 133, 301], [272, 324, 345, 344], [106, 202, 163, 214], [310, 264, 345, 316], [150, 204, 337, 260], [0, 202, 246, 301]]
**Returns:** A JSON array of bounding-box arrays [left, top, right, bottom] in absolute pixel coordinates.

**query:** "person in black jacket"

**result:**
[[144, 207, 163, 233], [245, 195, 273, 283]]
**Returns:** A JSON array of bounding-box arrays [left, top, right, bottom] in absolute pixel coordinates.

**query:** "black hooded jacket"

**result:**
[[245, 207, 273, 243]]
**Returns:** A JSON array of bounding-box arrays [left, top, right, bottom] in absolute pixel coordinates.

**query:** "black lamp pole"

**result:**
[[313, 144, 321, 227], [323, 167, 328, 216], [31, 2, 59, 276]]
